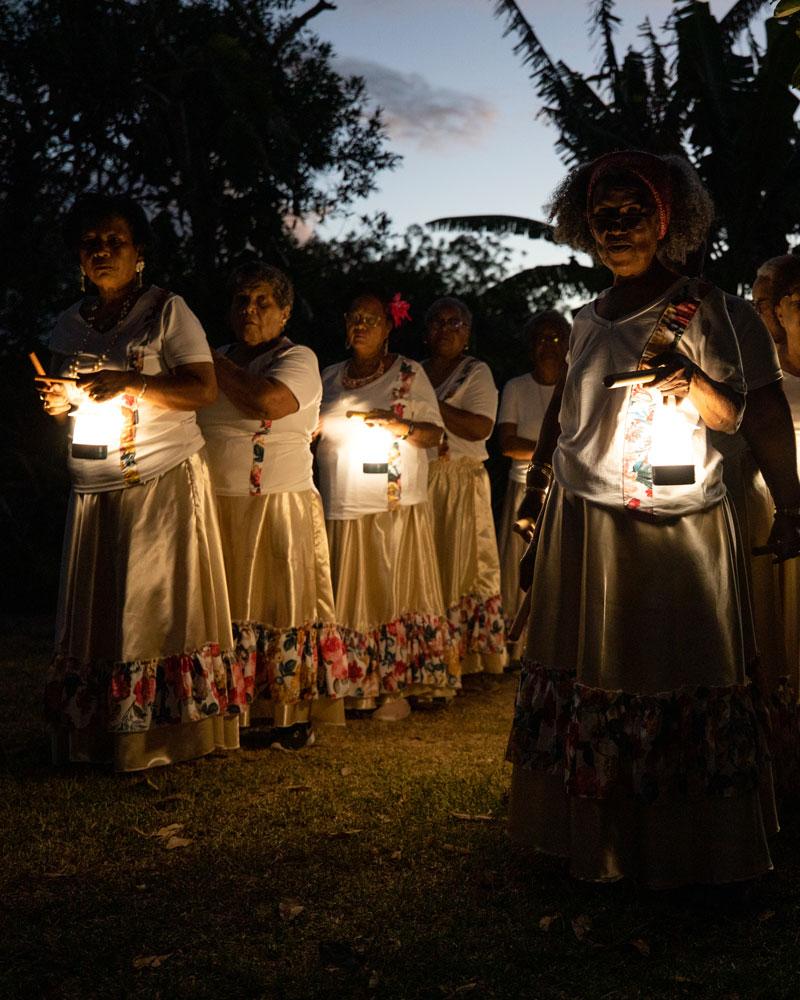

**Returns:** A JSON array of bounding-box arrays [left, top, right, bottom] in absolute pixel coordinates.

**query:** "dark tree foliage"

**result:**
[[0, 0, 398, 351], [432, 0, 800, 297]]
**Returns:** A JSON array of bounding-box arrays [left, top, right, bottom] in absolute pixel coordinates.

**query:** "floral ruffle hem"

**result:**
[[335, 611, 459, 700], [228, 620, 348, 710], [447, 592, 506, 658], [506, 660, 768, 802], [45, 644, 233, 734]]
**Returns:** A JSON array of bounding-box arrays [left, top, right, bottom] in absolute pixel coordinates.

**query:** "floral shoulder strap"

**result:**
[[621, 278, 711, 512], [436, 356, 481, 459], [386, 358, 418, 510], [249, 337, 294, 495]]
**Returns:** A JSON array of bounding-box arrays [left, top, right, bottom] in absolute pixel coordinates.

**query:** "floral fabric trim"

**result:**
[[333, 611, 460, 700], [249, 420, 273, 495], [436, 357, 480, 459], [119, 393, 141, 486], [447, 592, 506, 657], [506, 660, 767, 802], [387, 360, 417, 510], [45, 643, 233, 734], [228, 620, 348, 709]]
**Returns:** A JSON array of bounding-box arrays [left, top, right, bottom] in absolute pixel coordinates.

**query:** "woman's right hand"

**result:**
[[37, 379, 71, 417]]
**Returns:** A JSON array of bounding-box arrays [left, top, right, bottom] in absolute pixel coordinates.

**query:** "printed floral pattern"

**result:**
[[506, 659, 767, 802], [330, 611, 460, 700], [229, 620, 348, 709], [249, 421, 273, 495], [387, 360, 417, 510], [447, 592, 506, 658], [45, 643, 233, 733]]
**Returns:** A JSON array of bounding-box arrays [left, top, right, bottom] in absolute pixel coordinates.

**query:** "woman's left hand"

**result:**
[[362, 408, 410, 438], [648, 350, 696, 397], [78, 370, 135, 402]]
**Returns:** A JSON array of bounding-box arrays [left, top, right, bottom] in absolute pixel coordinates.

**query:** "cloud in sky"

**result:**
[[337, 57, 497, 150]]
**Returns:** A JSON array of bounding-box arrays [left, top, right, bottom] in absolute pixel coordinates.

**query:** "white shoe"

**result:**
[[372, 697, 411, 722]]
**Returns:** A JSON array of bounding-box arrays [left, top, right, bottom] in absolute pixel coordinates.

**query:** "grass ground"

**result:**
[[2, 618, 800, 1000]]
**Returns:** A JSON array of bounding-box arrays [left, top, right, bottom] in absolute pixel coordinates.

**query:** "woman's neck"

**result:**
[[349, 351, 384, 373], [98, 279, 139, 307], [780, 341, 800, 378], [424, 353, 464, 386], [598, 260, 680, 321]]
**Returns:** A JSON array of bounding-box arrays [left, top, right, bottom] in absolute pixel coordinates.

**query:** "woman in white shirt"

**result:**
[[506, 151, 776, 887], [496, 310, 569, 663], [422, 297, 506, 677], [198, 262, 347, 750], [317, 287, 459, 719], [39, 195, 235, 771]]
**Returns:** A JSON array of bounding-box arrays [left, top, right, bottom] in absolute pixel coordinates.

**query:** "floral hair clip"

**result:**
[[389, 293, 412, 329]]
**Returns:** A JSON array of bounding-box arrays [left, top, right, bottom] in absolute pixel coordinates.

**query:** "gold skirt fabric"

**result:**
[[497, 479, 527, 662], [215, 490, 347, 727], [326, 502, 460, 700], [427, 459, 507, 674], [506, 484, 776, 887], [45, 450, 238, 770]]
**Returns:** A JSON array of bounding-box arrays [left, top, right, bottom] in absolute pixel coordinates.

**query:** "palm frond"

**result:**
[[495, 260, 608, 297], [589, 0, 621, 78], [491, 0, 571, 106], [719, 0, 771, 40], [426, 215, 554, 241]]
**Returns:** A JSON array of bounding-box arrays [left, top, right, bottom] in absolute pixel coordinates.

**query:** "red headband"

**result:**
[[586, 151, 672, 241]]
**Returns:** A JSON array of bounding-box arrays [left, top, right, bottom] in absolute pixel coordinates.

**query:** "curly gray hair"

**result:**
[[546, 153, 714, 266], [424, 296, 472, 330], [227, 261, 294, 311]]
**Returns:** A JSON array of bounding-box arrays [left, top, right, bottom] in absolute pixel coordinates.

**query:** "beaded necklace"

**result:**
[[67, 288, 142, 376], [341, 355, 387, 389]]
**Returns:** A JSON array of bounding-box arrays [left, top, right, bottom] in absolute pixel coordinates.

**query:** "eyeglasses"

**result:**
[[428, 317, 467, 331], [344, 312, 382, 328], [589, 210, 653, 232]]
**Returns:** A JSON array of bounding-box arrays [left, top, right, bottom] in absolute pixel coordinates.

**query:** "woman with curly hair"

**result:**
[[505, 151, 777, 886]]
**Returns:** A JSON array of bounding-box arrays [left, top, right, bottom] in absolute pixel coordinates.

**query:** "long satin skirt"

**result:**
[[215, 489, 346, 728], [46, 450, 238, 771], [428, 458, 507, 674], [497, 479, 527, 662], [326, 502, 461, 707], [506, 484, 777, 887]]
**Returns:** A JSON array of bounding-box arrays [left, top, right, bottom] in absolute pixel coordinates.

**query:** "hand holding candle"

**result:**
[[347, 408, 410, 439]]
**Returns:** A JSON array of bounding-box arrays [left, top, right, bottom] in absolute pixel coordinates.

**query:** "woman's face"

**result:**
[[230, 281, 290, 346], [345, 295, 391, 357], [589, 180, 661, 279], [753, 275, 785, 345], [78, 215, 141, 294], [530, 323, 567, 382], [427, 303, 470, 361], [776, 282, 800, 351]]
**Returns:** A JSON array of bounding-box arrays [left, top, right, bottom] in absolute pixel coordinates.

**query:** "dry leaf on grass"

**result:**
[[538, 913, 561, 931], [132, 954, 172, 969], [442, 843, 472, 855], [325, 829, 363, 839], [156, 823, 184, 839], [390, 850, 402, 861], [630, 938, 651, 957], [286, 784, 311, 792], [154, 794, 192, 807], [571, 914, 593, 941], [279, 899, 305, 922], [164, 836, 193, 850], [449, 812, 496, 823]]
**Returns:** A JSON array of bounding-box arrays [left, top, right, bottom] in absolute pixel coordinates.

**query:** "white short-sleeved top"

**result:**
[[198, 339, 321, 496], [50, 287, 210, 493], [711, 294, 782, 461], [782, 372, 800, 475], [497, 374, 557, 483], [425, 357, 498, 463], [317, 356, 443, 520], [555, 279, 745, 516]]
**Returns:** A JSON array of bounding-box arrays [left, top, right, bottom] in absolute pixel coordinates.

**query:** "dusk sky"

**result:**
[[312, 0, 751, 270]]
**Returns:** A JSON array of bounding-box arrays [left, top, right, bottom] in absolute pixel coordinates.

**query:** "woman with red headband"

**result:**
[[317, 286, 460, 719], [506, 151, 777, 886]]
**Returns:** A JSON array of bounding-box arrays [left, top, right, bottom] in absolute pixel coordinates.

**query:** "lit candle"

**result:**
[[650, 393, 695, 485], [346, 412, 393, 474], [71, 397, 124, 460]]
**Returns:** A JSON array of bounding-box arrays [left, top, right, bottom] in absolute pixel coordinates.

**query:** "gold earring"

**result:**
[[79, 267, 86, 293], [136, 260, 144, 288]]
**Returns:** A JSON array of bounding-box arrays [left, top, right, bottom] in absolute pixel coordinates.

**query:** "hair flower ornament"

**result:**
[[389, 293, 412, 329]]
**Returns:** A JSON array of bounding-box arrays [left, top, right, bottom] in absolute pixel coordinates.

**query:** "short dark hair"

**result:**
[[522, 309, 570, 345], [227, 261, 294, 311], [63, 194, 153, 252], [345, 282, 393, 316]]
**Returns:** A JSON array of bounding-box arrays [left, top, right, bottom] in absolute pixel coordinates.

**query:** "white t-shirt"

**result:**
[[425, 357, 498, 463], [782, 372, 800, 475], [318, 356, 443, 520], [711, 294, 782, 461], [497, 374, 557, 483], [555, 279, 744, 516], [50, 287, 210, 493], [198, 339, 321, 496]]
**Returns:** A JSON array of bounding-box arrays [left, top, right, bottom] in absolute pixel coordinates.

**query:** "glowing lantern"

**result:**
[[650, 393, 695, 485], [347, 413, 393, 474], [71, 397, 124, 460]]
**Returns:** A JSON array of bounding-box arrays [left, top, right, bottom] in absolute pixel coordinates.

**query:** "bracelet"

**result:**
[[525, 460, 554, 492], [400, 421, 415, 441], [137, 376, 148, 402]]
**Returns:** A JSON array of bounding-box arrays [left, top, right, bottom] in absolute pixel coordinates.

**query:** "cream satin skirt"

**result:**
[[428, 458, 507, 674], [507, 484, 776, 887], [497, 479, 527, 662], [215, 489, 346, 728], [46, 450, 238, 771], [326, 502, 460, 705]]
